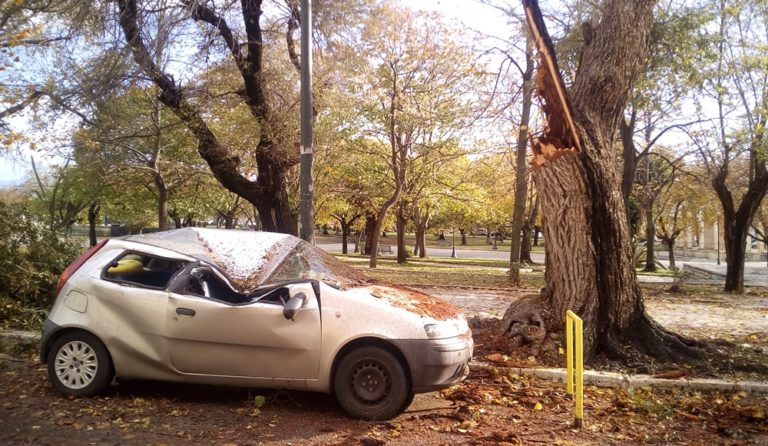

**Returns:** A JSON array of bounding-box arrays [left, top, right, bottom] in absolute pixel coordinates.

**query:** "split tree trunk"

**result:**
[[519, 0, 701, 361]]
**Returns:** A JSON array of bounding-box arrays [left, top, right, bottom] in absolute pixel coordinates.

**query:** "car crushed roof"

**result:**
[[123, 228, 461, 320], [123, 227, 369, 290]]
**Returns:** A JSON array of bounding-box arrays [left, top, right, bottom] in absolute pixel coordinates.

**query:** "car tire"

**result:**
[[401, 390, 416, 412], [47, 331, 113, 397], [334, 346, 410, 420]]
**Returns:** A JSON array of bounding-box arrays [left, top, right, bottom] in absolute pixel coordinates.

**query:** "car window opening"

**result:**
[[104, 253, 185, 289], [180, 267, 292, 306], [188, 269, 247, 304]]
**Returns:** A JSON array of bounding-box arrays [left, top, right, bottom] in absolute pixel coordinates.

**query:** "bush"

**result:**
[[0, 202, 82, 329]]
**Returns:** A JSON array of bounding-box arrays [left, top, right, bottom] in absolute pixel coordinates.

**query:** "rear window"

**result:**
[[103, 252, 186, 289]]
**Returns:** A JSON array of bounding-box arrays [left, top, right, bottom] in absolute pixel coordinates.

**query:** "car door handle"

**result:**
[[176, 307, 196, 317]]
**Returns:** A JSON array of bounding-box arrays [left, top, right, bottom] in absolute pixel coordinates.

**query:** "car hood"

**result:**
[[359, 284, 462, 320]]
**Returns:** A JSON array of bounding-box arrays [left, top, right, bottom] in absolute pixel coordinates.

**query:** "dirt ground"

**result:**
[[1, 286, 767, 445]]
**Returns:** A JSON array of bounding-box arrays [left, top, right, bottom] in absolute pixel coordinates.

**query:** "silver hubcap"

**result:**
[[54, 341, 98, 389]]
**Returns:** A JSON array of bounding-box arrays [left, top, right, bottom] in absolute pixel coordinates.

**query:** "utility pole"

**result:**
[[299, 0, 314, 242]]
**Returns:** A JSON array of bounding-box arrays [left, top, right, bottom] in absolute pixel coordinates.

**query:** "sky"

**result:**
[[0, 1, 515, 188]]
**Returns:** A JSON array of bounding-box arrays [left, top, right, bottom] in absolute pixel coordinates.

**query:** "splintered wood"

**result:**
[[523, 0, 581, 166]]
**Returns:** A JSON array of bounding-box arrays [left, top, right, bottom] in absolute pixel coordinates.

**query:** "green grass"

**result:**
[[336, 255, 546, 289], [334, 253, 518, 269]]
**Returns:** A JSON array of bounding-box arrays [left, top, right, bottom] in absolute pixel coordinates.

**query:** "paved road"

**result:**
[[317, 241, 767, 287], [316, 242, 546, 263]]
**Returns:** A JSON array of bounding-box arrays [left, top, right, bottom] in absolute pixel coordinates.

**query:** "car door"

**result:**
[[89, 251, 187, 371], [165, 271, 321, 381]]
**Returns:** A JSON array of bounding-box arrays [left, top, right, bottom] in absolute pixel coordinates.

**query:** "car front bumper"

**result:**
[[394, 332, 473, 393]]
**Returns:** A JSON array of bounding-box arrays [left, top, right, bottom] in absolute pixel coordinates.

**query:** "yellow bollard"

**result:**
[[565, 310, 584, 428]]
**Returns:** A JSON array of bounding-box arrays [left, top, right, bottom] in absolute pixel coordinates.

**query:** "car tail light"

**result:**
[[55, 239, 109, 296]]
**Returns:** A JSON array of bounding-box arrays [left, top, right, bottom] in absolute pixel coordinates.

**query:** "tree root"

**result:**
[[496, 295, 550, 356], [601, 313, 705, 363]]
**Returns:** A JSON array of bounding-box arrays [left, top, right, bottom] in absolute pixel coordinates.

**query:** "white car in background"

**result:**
[[41, 228, 472, 420]]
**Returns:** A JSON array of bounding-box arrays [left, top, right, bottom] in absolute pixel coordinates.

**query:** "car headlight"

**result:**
[[424, 322, 461, 339]]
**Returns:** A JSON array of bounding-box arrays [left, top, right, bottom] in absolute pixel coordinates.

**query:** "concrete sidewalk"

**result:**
[[679, 262, 768, 287]]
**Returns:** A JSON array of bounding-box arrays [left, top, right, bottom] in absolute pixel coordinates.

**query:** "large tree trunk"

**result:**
[[518, 0, 701, 362]]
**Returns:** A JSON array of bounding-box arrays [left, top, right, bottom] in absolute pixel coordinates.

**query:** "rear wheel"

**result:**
[[334, 346, 410, 420], [47, 331, 113, 397]]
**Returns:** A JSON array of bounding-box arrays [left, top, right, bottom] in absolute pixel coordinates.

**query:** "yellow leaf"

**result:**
[[534, 402, 543, 411]]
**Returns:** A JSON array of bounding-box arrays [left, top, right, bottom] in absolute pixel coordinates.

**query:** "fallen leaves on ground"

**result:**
[[0, 348, 766, 445]]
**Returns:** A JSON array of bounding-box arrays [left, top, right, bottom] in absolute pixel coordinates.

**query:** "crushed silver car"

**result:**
[[41, 228, 472, 420]]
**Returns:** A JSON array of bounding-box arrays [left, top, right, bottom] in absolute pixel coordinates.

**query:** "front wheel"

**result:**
[[334, 346, 412, 420], [47, 331, 113, 397]]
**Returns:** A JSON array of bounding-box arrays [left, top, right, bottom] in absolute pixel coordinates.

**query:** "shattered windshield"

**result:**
[[266, 241, 370, 289]]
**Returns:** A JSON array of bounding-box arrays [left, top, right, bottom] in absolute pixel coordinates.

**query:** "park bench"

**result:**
[[377, 244, 393, 254]]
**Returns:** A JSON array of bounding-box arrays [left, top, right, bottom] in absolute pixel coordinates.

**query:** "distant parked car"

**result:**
[[41, 228, 472, 420]]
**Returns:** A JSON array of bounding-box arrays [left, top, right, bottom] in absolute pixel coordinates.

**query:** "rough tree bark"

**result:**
[[117, 0, 297, 234], [507, 0, 701, 362]]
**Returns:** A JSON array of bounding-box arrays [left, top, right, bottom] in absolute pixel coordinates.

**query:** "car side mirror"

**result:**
[[283, 292, 306, 320]]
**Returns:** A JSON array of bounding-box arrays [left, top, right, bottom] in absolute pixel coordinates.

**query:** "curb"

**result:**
[[470, 362, 768, 394]]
